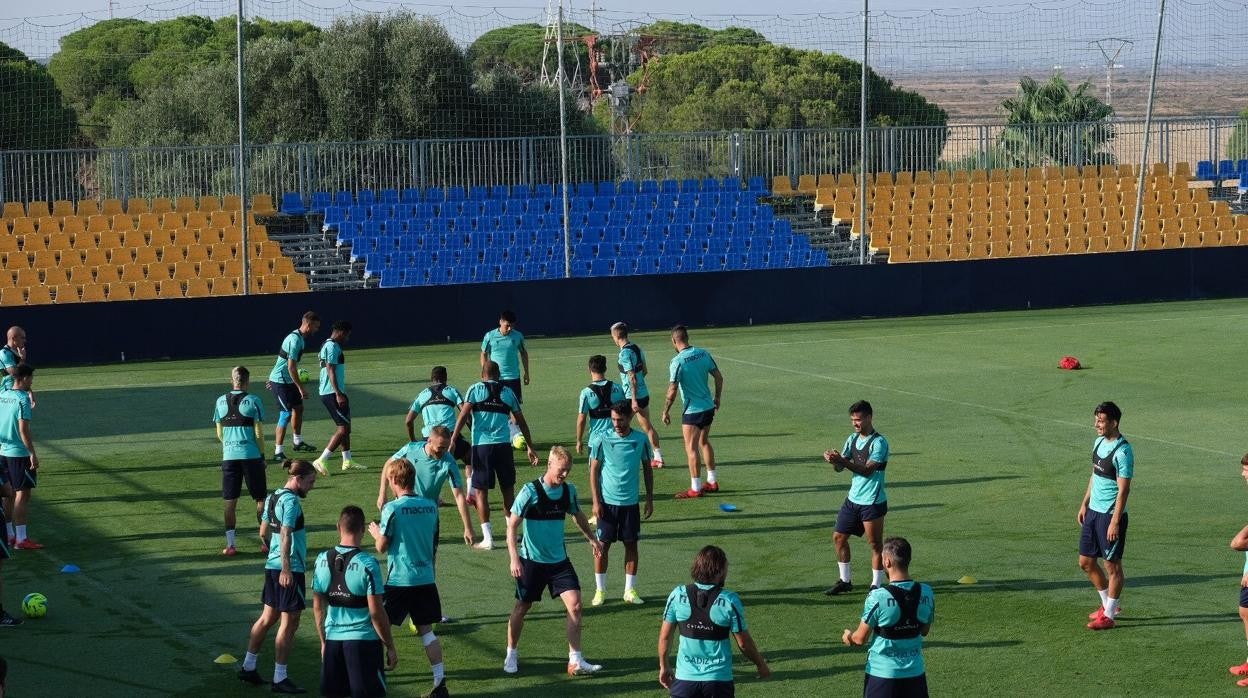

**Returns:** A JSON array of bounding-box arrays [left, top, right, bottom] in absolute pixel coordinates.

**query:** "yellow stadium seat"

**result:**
[[61, 216, 86, 236], [260, 274, 285, 293], [795, 175, 817, 196], [132, 280, 158, 300], [222, 195, 242, 212], [171, 228, 197, 247], [0, 287, 23, 306], [771, 176, 796, 197], [66, 266, 94, 285], [222, 259, 244, 278], [172, 262, 198, 281], [5, 253, 30, 272], [120, 264, 146, 282], [184, 246, 209, 263], [95, 265, 122, 285], [185, 212, 209, 230], [161, 213, 185, 231], [0, 237, 16, 255], [126, 198, 149, 216], [147, 199, 171, 217], [69, 232, 97, 252], [100, 199, 124, 217], [75, 199, 99, 217], [210, 277, 237, 295], [95, 231, 121, 251], [209, 211, 234, 229], [198, 261, 224, 279], [271, 256, 295, 276], [121, 230, 148, 249], [10, 218, 35, 237], [43, 266, 70, 285], [33, 250, 59, 270], [112, 215, 136, 234], [136, 213, 161, 232], [208, 243, 236, 262], [2, 203, 25, 221], [132, 247, 160, 266], [251, 194, 275, 214], [20, 233, 46, 253], [147, 262, 174, 282], [51, 200, 75, 218], [25, 201, 50, 218], [160, 246, 186, 264], [79, 284, 107, 303], [26, 285, 52, 305], [173, 197, 196, 213], [198, 196, 221, 213], [156, 280, 182, 299], [86, 215, 110, 234], [108, 283, 132, 301], [185, 278, 212, 297], [14, 269, 38, 287]]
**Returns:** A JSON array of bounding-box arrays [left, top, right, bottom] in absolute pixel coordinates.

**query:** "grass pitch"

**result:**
[[8, 297, 1248, 697]]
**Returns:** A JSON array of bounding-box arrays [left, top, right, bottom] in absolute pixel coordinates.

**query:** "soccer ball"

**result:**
[[512, 434, 527, 450], [22, 592, 47, 618], [298, 367, 310, 382]]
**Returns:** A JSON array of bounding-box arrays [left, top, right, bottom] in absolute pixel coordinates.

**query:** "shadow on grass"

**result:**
[[1115, 612, 1238, 629], [930, 573, 1229, 593], [746, 475, 1023, 497]]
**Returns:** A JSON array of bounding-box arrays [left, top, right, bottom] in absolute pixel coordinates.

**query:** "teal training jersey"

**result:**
[[590, 428, 652, 506], [410, 384, 464, 437], [0, 346, 17, 391], [464, 380, 522, 446], [0, 388, 31, 457], [481, 328, 526, 380], [863, 581, 935, 679], [662, 583, 746, 682], [617, 342, 650, 400], [213, 390, 265, 460], [263, 489, 308, 573], [318, 338, 346, 396], [1089, 436, 1133, 514], [269, 330, 305, 384], [379, 494, 440, 587], [844, 432, 890, 506], [668, 346, 718, 414], [312, 546, 384, 641], [1243, 551, 1248, 576], [512, 480, 580, 564], [391, 441, 464, 500], [578, 380, 626, 441]]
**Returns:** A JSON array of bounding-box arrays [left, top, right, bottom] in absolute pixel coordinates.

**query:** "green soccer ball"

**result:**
[[22, 592, 47, 619], [512, 434, 527, 450], [298, 368, 310, 382]]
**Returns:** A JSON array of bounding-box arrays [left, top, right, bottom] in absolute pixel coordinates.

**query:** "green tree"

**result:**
[[639, 20, 768, 55], [467, 23, 591, 84], [998, 74, 1115, 167], [1227, 106, 1248, 162], [0, 42, 79, 150]]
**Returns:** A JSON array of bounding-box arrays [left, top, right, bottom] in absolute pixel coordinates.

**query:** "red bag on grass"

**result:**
[[1059, 356, 1081, 370]]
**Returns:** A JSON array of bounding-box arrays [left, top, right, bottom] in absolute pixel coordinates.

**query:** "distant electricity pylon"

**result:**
[[1092, 38, 1133, 107]]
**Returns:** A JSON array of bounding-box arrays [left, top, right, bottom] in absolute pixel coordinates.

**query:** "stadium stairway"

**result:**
[[266, 212, 369, 291]]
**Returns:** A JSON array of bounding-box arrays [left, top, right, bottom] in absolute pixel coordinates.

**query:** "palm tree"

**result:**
[[998, 74, 1115, 167]]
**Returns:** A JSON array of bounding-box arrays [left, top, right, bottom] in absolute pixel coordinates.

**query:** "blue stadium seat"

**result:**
[[723, 177, 743, 192], [747, 176, 767, 192], [323, 206, 346, 227], [401, 188, 421, 203], [658, 256, 679, 274], [641, 241, 661, 257], [573, 243, 595, 259], [636, 256, 660, 275], [482, 200, 504, 217], [681, 178, 700, 193], [424, 188, 446, 204], [701, 254, 724, 271], [706, 238, 731, 255], [701, 177, 721, 192], [281, 192, 306, 215], [369, 204, 394, 220], [677, 254, 700, 272], [445, 186, 467, 202], [589, 259, 613, 276], [1196, 160, 1216, 181], [660, 180, 680, 194], [534, 184, 555, 198], [482, 248, 506, 265], [576, 182, 596, 198], [510, 184, 531, 199], [357, 189, 376, 206], [333, 191, 353, 207], [617, 181, 637, 196], [491, 185, 510, 199], [614, 258, 639, 276], [1219, 160, 1237, 181], [676, 193, 697, 209], [640, 180, 660, 194], [745, 250, 766, 269], [597, 181, 615, 197], [469, 186, 489, 201], [659, 239, 686, 256], [379, 189, 399, 204], [591, 196, 614, 212]]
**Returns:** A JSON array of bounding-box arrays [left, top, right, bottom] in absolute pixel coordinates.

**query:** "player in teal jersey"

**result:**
[[843, 537, 934, 698], [214, 366, 267, 556], [574, 355, 626, 457], [239, 459, 319, 693], [504, 446, 604, 677], [377, 426, 474, 547], [658, 545, 770, 696], [269, 311, 321, 463], [588, 401, 654, 607], [406, 366, 470, 468], [313, 321, 361, 475], [0, 365, 40, 551], [1229, 454, 1248, 687], [1078, 401, 1133, 630], [611, 322, 663, 467], [451, 361, 538, 550], [824, 400, 891, 595], [481, 310, 529, 443], [313, 505, 398, 698], [0, 327, 33, 407], [0, 368, 20, 626], [662, 325, 724, 499], [369, 459, 451, 696]]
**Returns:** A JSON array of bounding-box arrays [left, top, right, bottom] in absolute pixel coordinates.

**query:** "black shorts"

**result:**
[[1, 455, 34, 491], [321, 639, 387, 698], [222, 458, 267, 501], [634, 396, 651, 410], [0, 535, 9, 560], [864, 673, 928, 698], [835, 499, 888, 537], [682, 410, 715, 428], [516, 557, 580, 603], [1079, 509, 1127, 561], [1239, 586, 1248, 609], [501, 378, 523, 403], [471, 443, 516, 490], [450, 433, 471, 464], [270, 381, 303, 411], [261, 568, 307, 613], [670, 679, 735, 698], [321, 393, 352, 428], [596, 503, 641, 543], [383, 584, 442, 627]]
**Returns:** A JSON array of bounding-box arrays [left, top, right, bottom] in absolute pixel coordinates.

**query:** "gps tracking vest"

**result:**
[[875, 584, 924, 640], [848, 433, 885, 472], [523, 480, 571, 521], [319, 339, 344, 368], [425, 384, 456, 407], [219, 392, 255, 428], [473, 381, 511, 415], [325, 548, 368, 608], [587, 381, 617, 419], [618, 343, 644, 374], [277, 330, 300, 360], [1092, 438, 1128, 480], [266, 489, 305, 532], [678, 585, 731, 640]]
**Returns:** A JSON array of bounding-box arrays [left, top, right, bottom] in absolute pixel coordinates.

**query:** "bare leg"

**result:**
[[501, 485, 516, 513], [1104, 559, 1124, 599], [594, 541, 612, 574], [1079, 555, 1109, 591], [224, 498, 238, 532], [416, 623, 444, 667], [12, 491, 29, 527], [274, 611, 301, 664], [833, 531, 851, 563], [623, 541, 639, 575], [477, 489, 491, 525], [636, 408, 661, 453], [247, 605, 280, 654], [291, 405, 304, 438], [681, 425, 701, 479], [325, 426, 346, 453], [507, 601, 532, 649], [699, 426, 716, 474], [863, 517, 885, 572], [560, 590, 584, 653]]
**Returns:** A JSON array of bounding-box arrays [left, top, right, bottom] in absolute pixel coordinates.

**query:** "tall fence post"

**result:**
[[730, 131, 742, 178], [1131, 0, 1167, 252], [1070, 122, 1081, 165], [236, 0, 250, 297]]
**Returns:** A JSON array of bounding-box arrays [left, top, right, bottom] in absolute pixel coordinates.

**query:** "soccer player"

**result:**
[[842, 536, 934, 698], [313, 505, 398, 698], [451, 361, 538, 550], [313, 321, 360, 474], [369, 459, 450, 697], [1078, 401, 1133, 631], [378, 427, 474, 548], [661, 325, 723, 499], [1228, 454, 1248, 687], [0, 327, 33, 407], [481, 310, 528, 443], [269, 311, 321, 463], [504, 446, 603, 676], [658, 545, 770, 696], [238, 459, 319, 694], [611, 322, 663, 467], [588, 401, 654, 606], [0, 365, 40, 550], [214, 366, 267, 556], [823, 400, 890, 595], [0, 473, 19, 626], [574, 355, 625, 457], [406, 367, 472, 504]]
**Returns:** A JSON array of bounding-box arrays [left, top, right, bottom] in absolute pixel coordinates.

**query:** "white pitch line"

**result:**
[[714, 353, 1240, 458]]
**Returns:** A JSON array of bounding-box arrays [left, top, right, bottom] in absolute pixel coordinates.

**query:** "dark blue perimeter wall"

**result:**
[[13, 246, 1248, 366]]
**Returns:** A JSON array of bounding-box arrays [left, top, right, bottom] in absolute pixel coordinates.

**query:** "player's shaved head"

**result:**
[[6, 326, 24, 342], [611, 322, 629, 338], [882, 537, 912, 569], [671, 325, 689, 343], [338, 505, 366, 535], [483, 361, 501, 380]]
